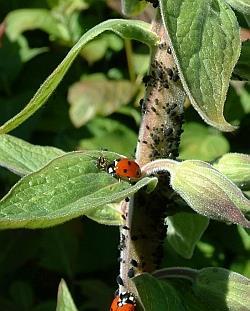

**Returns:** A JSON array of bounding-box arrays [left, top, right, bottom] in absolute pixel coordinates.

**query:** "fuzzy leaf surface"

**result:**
[[0, 134, 65, 176], [193, 267, 250, 310], [142, 159, 250, 227], [133, 273, 185, 311], [159, 0, 241, 131], [225, 0, 250, 14], [170, 160, 250, 227], [0, 151, 156, 229]]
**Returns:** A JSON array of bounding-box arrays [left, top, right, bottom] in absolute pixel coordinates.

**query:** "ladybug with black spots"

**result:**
[[97, 156, 142, 182], [110, 292, 136, 311], [107, 158, 142, 182]]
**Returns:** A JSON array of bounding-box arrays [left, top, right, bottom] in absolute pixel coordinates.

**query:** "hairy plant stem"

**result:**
[[118, 10, 186, 297]]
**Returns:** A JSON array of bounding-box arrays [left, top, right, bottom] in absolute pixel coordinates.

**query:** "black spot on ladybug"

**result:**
[[123, 169, 128, 173]]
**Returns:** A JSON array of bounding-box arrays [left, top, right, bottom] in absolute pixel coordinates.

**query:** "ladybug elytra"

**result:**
[[97, 156, 141, 182], [110, 292, 136, 311], [108, 158, 141, 181]]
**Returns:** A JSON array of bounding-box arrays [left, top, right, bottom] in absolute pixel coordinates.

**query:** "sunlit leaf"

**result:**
[[68, 80, 135, 127], [0, 151, 156, 229], [6, 9, 66, 41], [225, 0, 250, 14], [0, 134, 65, 176], [142, 159, 250, 227], [193, 267, 250, 311], [159, 0, 241, 131]]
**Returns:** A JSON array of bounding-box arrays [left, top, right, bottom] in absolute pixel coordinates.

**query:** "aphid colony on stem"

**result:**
[[99, 36, 184, 309]]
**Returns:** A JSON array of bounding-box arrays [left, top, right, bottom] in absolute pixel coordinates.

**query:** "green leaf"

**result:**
[[171, 280, 215, 311], [0, 151, 157, 229], [47, 0, 89, 15], [0, 19, 159, 134], [214, 153, 250, 190], [170, 160, 250, 227], [133, 273, 185, 311], [68, 80, 135, 127], [142, 159, 250, 227], [122, 0, 148, 16], [225, 0, 250, 14], [0, 134, 65, 176], [5, 9, 65, 41], [167, 212, 209, 259], [84, 202, 122, 225], [193, 267, 250, 310], [179, 123, 229, 161], [56, 279, 78, 311], [159, 0, 241, 131]]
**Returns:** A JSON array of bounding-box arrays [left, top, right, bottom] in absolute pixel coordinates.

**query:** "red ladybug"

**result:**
[[107, 158, 141, 181], [110, 292, 136, 311]]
